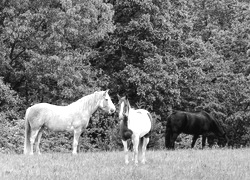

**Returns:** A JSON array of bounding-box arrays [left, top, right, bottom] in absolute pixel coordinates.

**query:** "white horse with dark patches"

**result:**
[[24, 90, 116, 155], [118, 95, 154, 165]]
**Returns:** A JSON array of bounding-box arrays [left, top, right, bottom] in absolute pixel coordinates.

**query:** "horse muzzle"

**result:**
[[109, 108, 116, 114]]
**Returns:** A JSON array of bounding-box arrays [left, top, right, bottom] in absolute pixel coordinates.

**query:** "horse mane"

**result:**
[[213, 118, 225, 134], [120, 98, 133, 141], [125, 98, 132, 111], [120, 115, 133, 140], [126, 99, 132, 113], [70, 91, 104, 111], [202, 111, 225, 135]]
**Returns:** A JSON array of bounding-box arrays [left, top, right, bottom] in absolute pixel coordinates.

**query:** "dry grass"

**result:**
[[0, 148, 250, 180]]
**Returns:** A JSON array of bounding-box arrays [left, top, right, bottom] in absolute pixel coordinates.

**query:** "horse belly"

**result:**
[[182, 124, 206, 135], [43, 109, 77, 132], [44, 116, 72, 131]]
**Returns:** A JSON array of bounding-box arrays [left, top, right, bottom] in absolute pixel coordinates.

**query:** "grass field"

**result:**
[[0, 148, 250, 180]]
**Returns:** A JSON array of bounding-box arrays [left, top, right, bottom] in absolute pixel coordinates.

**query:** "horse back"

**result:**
[[128, 109, 152, 138], [168, 111, 214, 134], [185, 111, 212, 133], [167, 111, 188, 132], [26, 103, 77, 130], [26, 103, 56, 121], [197, 111, 225, 135]]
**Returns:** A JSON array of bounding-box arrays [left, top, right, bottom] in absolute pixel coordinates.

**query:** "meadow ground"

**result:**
[[0, 148, 249, 180]]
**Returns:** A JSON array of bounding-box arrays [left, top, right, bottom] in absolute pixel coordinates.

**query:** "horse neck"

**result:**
[[213, 119, 225, 136], [120, 100, 132, 127], [125, 100, 132, 117], [126, 100, 132, 111], [123, 116, 129, 128], [70, 92, 102, 117], [126, 107, 137, 128]]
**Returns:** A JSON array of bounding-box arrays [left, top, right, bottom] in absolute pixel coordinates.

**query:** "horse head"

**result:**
[[213, 119, 230, 146], [99, 89, 116, 114], [117, 95, 130, 120], [221, 126, 230, 146]]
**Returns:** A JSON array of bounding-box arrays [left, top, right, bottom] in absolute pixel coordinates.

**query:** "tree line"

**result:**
[[1, 0, 250, 153]]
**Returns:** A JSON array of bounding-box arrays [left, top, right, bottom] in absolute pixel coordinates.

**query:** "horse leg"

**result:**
[[201, 135, 207, 149], [131, 138, 135, 161], [170, 133, 179, 150], [132, 135, 140, 165], [29, 129, 40, 155], [72, 128, 82, 155], [122, 140, 129, 164], [35, 127, 43, 155], [191, 135, 199, 148], [141, 137, 149, 164]]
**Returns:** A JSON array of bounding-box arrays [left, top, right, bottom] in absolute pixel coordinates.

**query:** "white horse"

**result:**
[[118, 95, 154, 164], [24, 90, 116, 155]]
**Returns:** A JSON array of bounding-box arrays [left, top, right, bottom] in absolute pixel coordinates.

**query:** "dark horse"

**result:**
[[165, 111, 229, 149]]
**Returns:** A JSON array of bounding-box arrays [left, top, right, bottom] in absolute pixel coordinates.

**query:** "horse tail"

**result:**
[[165, 114, 172, 149], [147, 112, 155, 134], [24, 107, 31, 154]]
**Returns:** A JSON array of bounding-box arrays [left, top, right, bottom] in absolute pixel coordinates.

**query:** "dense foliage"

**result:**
[[1, 0, 250, 153]]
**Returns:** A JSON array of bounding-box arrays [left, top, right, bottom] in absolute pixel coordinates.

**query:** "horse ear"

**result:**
[[117, 94, 121, 100], [123, 109, 129, 117], [104, 89, 109, 96]]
